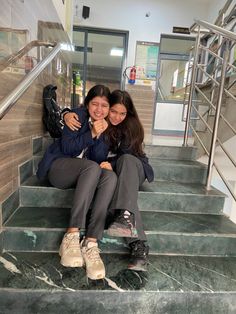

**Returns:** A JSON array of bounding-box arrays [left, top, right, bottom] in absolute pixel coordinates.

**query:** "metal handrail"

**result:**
[[194, 19, 236, 41], [190, 126, 236, 201], [195, 85, 236, 135], [0, 40, 56, 72], [183, 19, 236, 203], [0, 43, 62, 119], [190, 102, 236, 168], [197, 64, 236, 102]]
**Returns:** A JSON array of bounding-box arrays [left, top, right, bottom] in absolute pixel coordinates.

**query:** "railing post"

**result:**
[[183, 26, 201, 146], [206, 39, 230, 190]]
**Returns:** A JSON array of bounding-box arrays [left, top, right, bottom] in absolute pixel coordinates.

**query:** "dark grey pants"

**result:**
[[48, 158, 117, 239], [109, 154, 147, 243]]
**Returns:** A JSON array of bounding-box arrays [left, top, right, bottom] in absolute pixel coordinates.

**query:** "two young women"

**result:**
[[37, 85, 117, 280], [64, 88, 154, 271]]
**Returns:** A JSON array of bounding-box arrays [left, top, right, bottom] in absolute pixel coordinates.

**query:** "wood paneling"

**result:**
[[0, 137, 31, 166], [0, 66, 71, 205]]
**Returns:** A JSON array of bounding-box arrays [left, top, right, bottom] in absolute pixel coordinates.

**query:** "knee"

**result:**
[[108, 171, 117, 188], [84, 160, 101, 178], [117, 154, 137, 167], [102, 170, 117, 189]]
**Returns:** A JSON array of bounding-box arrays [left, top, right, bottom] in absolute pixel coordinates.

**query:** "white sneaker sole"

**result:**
[[86, 270, 105, 280], [60, 257, 84, 268]]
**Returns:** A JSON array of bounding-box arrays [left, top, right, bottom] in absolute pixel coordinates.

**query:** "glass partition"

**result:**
[[73, 26, 128, 99], [154, 34, 195, 136], [158, 59, 190, 102]]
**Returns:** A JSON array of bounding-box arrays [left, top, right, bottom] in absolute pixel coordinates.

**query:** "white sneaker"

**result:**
[[59, 232, 84, 267], [81, 239, 105, 280]]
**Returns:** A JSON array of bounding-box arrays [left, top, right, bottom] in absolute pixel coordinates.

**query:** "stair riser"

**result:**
[[0, 233, 3, 254], [31, 157, 207, 184], [151, 163, 207, 184], [36, 140, 197, 162], [3, 229, 236, 256], [1, 190, 20, 225], [32, 137, 43, 155], [0, 290, 235, 314], [139, 193, 224, 214], [145, 146, 197, 160], [19, 187, 224, 214]]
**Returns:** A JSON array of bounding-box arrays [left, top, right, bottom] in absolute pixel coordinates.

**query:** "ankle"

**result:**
[[82, 238, 97, 247], [67, 228, 80, 234]]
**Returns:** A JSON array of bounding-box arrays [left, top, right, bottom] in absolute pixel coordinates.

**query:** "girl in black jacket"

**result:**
[[64, 89, 154, 271], [103, 90, 154, 271]]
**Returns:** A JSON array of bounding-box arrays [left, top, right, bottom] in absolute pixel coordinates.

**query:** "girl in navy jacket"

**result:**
[[37, 85, 117, 280]]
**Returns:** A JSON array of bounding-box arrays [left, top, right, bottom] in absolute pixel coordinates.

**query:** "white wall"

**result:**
[[52, 0, 66, 30], [1, 0, 62, 41], [74, 0, 212, 67], [51, 0, 74, 40]]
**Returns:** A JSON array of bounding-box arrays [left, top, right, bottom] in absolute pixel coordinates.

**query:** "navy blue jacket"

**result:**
[[37, 107, 107, 179], [37, 106, 154, 182]]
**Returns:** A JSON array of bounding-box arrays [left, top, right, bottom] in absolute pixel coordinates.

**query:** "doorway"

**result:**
[[153, 34, 195, 136], [72, 26, 128, 104]]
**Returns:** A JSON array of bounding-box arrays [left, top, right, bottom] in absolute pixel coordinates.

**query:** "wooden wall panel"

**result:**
[[0, 56, 71, 207]]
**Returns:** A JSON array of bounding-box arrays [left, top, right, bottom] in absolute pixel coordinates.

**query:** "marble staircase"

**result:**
[[0, 136, 236, 313]]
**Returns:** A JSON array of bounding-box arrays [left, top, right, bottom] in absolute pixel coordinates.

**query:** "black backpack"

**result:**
[[42, 85, 63, 138]]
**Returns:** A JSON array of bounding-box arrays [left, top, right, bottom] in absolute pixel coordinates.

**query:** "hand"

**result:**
[[100, 161, 112, 170], [64, 112, 81, 131], [91, 119, 108, 138]]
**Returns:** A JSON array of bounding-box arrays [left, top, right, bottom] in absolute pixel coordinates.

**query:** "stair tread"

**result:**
[[0, 252, 236, 292], [21, 175, 224, 197], [5, 207, 236, 236]]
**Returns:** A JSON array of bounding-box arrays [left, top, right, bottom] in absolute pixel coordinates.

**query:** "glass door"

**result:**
[[153, 35, 195, 136], [73, 26, 128, 103]]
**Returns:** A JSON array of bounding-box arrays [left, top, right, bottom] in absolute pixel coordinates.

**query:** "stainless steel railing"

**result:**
[[0, 40, 56, 72], [183, 19, 236, 202], [0, 41, 62, 119]]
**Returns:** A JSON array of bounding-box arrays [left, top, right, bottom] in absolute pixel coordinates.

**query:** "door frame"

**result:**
[[73, 25, 129, 98], [153, 34, 195, 135]]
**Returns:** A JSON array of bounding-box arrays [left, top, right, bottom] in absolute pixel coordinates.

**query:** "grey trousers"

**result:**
[[48, 158, 117, 239], [109, 154, 147, 243]]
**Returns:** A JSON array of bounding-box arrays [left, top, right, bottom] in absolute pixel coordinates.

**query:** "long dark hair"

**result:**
[[84, 85, 111, 108], [107, 90, 145, 156]]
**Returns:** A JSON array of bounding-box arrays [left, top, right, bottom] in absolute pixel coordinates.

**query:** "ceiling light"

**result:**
[[110, 48, 123, 56], [61, 43, 75, 51]]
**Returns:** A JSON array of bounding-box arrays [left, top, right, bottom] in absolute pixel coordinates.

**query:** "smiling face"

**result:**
[[108, 103, 127, 126], [88, 96, 110, 121]]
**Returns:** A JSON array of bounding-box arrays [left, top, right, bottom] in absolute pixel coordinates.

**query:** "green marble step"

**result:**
[[32, 136, 43, 155], [149, 158, 207, 183], [3, 207, 236, 256], [0, 252, 235, 313], [19, 176, 225, 214], [31, 156, 206, 184], [37, 136, 197, 161], [145, 144, 197, 160]]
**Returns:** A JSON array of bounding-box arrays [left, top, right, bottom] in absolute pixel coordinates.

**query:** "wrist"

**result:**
[[61, 109, 71, 121]]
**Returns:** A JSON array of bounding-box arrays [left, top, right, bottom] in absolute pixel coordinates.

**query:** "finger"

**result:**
[[71, 121, 81, 128], [67, 123, 75, 131]]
